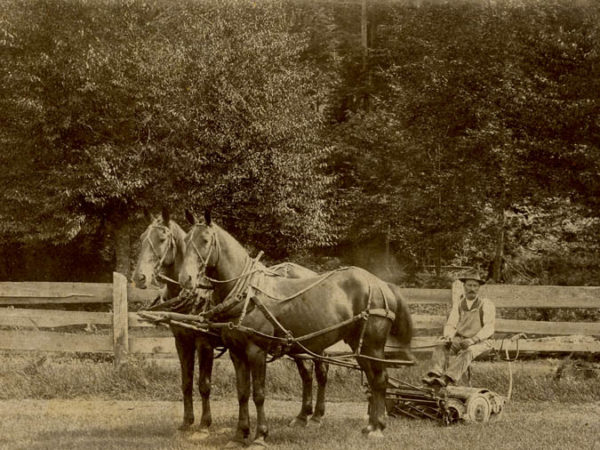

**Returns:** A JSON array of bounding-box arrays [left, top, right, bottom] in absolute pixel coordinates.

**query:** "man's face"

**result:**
[[464, 280, 480, 300]]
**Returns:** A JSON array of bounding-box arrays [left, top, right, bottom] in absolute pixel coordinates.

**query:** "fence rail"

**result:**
[[0, 273, 599, 364]]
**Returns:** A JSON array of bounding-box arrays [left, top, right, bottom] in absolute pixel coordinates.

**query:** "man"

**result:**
[[422, 271, 496, 387]]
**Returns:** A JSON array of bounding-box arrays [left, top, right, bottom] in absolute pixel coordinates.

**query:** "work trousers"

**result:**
[[428, 337, 493, 383]]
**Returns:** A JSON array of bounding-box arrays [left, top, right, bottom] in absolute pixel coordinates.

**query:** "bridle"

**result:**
[[186, 225, 267, 288], [142, 224, 178, 286], [187, 224, 220, 289]]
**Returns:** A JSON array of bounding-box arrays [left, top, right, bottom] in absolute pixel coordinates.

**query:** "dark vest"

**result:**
[[455, 297, 485, 338]]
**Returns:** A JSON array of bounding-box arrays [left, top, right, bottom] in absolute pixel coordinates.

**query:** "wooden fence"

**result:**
[[1, 273, 599, 365]]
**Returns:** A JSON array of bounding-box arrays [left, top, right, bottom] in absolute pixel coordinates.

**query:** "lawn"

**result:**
[[0, 399, 598, 449], [1, 351, 599, 449]]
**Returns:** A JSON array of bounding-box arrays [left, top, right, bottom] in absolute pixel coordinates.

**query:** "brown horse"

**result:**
[[133, 208, 219, 432], [264, 262, 331, 428], [133, 210, 333, 432], [179, 211, 413, 445]]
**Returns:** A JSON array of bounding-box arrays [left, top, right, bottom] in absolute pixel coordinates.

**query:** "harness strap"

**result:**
[[356, 284, 373, 355], [251, 295, 294, 342], [250, 267, 349, 303], [202, 253, 262, 319], [368, 308, 396, 322], [294, 314, 366, 343]]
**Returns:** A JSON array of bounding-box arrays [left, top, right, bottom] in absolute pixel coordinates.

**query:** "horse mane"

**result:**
[[213, 222, 252, 262]]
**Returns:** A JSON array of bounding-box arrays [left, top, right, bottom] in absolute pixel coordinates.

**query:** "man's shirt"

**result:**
[[443, 295, 496, 342]]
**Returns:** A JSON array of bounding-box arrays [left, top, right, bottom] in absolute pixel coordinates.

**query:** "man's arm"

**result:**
[[442, 304, 460, 339], [472, 299, 496, 343]]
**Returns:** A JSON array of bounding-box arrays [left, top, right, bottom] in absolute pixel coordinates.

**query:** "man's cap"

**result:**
[[458, 270, 485, 285]]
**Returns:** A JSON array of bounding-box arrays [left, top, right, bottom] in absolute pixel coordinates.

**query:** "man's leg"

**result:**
[[444, 341, 492, 384], [430, 343, 451, 376], [422, 343, 450, 384]]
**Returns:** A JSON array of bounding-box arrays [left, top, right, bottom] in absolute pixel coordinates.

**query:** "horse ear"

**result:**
[[143, 208, 152, 223], [161, 207, 170, 225], [204, 209, 212, 226], [185, 209, 196, 225]]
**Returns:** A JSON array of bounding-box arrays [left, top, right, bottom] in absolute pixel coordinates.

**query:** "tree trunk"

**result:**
[[361, 0, 368, 64], [492, 208, 506, 282], [385, 223, 391, 274], [112, 214, 130, 278]]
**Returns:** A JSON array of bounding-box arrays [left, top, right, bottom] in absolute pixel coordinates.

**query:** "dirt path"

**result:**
[[1, 399, 599, 449]]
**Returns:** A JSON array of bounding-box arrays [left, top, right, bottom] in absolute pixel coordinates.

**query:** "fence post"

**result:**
[[112, 272, 128, 367]]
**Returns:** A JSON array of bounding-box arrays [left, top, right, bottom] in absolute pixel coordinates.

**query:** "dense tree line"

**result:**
[[1, 0, 599, 284]]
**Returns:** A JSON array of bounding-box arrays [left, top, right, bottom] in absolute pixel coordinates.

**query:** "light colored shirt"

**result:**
[[443, 295, 496, 342]]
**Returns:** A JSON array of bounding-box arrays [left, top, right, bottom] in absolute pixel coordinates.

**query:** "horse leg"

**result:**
[[353, 318, 390, 438], [289, 357, 313, 427], [227, 349, 252, 447], [174, 331, 195, 431], [248, 344, 268, 447], [197, 339, 214, 430], [357, 354, 387, 439], [310, 359, 329, 426]]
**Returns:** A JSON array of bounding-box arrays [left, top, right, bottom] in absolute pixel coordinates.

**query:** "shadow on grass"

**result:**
[[25, 415, 395, 450]]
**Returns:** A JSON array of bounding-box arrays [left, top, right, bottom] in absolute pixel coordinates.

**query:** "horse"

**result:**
[[133, 208, 220, 432], [133, 210, 333, 432], [179, 211, 413, 445], [263, 262, 331, 428]]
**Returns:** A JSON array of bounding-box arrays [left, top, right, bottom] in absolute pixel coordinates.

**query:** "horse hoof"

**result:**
[[361, 424, 374, 434], [177, 423, 194, 432], [288, 417, 308, 427], [307, 418, 322, 428], [367, 429, 385, 439]]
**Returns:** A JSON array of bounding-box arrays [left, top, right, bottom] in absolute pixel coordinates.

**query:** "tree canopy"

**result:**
[[1, 0, 600, 282]]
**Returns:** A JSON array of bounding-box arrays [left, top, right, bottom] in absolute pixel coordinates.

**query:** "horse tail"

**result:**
[[386, 282, 414, 360]]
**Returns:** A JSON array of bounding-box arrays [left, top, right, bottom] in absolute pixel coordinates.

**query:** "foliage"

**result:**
[[2, 0, 600, 279], [326, 0, 600, 271], [0, 0, 335, 258]]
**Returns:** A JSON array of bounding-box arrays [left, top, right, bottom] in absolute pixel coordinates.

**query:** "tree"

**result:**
[[0, 0, 336, 277], [326, 0, 600, 275]]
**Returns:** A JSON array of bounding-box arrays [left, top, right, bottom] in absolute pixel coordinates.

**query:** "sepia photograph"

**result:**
[[1, 0, 599, 448]]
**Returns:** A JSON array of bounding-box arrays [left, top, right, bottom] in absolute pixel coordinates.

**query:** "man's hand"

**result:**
[[459, 338, 475, 350], [449, 338, 461, 353], [437, 335, 452, 349]]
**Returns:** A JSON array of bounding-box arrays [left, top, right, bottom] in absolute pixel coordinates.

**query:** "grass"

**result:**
[[1, 351, 599, 403], [1, 351, 599, 449], [0, 399, 598, 449]]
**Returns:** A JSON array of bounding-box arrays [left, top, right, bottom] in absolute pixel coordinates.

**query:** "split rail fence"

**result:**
[[1, 272, 599, 366]]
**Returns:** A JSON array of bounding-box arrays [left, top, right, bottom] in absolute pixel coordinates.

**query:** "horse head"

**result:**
[[133, 207, 184, 291], [179, 209, 250, 296], [179, 209, 218, 290]]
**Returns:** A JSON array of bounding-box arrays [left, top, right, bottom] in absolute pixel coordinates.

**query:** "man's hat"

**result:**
[[458, 270, 485, 285]]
